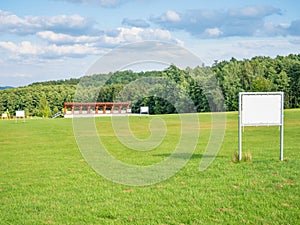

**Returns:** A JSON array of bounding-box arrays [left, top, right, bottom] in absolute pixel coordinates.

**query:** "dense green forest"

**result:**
[[0, 54, 299, 117]]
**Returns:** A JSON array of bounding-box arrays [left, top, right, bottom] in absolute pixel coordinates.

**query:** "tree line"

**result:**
[[0, 54, 299, 117]]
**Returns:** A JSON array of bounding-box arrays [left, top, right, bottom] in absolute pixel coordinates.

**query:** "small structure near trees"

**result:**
[[1, 109, 10, 120], [1, 113, 8, 120], [63, 102, 131, 118]]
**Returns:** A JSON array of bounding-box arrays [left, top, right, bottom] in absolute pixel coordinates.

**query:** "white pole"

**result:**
[[280, 92, 284, 161], [238, 93, 242, 161], [280, 125, 284, 161]]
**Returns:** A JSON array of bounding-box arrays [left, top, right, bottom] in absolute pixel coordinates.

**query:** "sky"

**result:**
[[0, 0, 300, 87]]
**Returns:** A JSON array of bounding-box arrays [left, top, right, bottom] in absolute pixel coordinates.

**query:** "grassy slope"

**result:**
[[0, 110, 299, 224]]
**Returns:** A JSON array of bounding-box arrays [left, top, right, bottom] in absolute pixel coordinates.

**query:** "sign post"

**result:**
[[239, 92, 284, 161]]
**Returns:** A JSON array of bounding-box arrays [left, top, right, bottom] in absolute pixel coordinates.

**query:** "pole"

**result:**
[[280, 92, 284, 161], [280, 125, 284, 161], [238, 93, 242, 161]]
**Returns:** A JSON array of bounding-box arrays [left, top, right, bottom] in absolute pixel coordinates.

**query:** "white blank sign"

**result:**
[[239, 92, 284, 161], [240, 93, 283, 126], [16, 110, 25, 117], [140, 106, 149, 114]]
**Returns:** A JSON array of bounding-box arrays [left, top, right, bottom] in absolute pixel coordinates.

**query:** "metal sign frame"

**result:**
[[238, 92, 284, 161]]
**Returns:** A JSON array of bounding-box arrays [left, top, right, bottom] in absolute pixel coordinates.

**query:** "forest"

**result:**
[[0, 54, 299, 117]]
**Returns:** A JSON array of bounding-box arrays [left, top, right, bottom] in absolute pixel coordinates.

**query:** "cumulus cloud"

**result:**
[[54, 0, 129, 7], [122, 18, 150, 28], [164, 10, 181, 22], [0, 41, 100, 58], [150, 5, 296, 38], [0, 26, 182, 61], [0, 41, 39, 55], [37, 31, 102, 44], [0, 7, 183, 62], [36, 27, 180, 47], [0, 10, 95, 35], [99, 27, 181, 47], [204, 28, 223, 38]]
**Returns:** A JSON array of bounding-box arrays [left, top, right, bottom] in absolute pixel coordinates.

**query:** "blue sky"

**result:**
[[0, 0, 300, 86]]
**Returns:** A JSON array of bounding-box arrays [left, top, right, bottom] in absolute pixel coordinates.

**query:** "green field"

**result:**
[[0, 110, 299, 224]]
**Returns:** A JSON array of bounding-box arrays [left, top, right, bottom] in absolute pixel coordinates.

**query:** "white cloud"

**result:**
[[45, 27, 180, 48], [100, 27, 180, 47], [92, 27, 175, 47], [0, 41, 100, 58], [204, 28, 223, 38], [0, 10, 26, 27], [47, 43, 99, 56], [55, 0, 129, 7], [39, 14, 89, 29], [0, 41, 39, 55], [0, 10, 95, 35], [37, 31, 101, 43], [165, 10, 181, 22], [151, 5, 299, 38], [0, 27, 183, 61], [0, 10, 185, 64]]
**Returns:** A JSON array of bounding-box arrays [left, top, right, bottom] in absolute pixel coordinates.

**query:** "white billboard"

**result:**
[[240, 93, 283, 126], [140, 106, 149, 114], [16, 110, 25, 117], [238, 92, 284, 161]]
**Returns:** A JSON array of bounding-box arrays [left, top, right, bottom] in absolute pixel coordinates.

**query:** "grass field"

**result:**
[[0, 110, 299, 224]]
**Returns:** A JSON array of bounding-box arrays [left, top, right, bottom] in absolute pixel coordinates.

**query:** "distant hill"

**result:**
[[0, 86, 13, 90], [28, 78, 80, 86]]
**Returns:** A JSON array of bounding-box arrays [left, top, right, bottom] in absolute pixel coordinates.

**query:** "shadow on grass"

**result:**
[[153, 153, 226, 159]]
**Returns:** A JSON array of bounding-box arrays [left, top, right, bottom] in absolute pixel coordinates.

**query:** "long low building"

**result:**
[[63, 102, 131, 118]]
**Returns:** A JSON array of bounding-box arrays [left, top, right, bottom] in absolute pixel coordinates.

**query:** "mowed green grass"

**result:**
[[0, 110, 299, 224]]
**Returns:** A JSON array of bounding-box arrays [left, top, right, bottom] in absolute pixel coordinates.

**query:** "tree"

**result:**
[[241, 60, 255, 90], [38, 93, 51, 117], [250, 77, 274, 92], [220, 61, 242, 111]]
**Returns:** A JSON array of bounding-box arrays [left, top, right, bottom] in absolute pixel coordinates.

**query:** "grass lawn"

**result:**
[[0, 110, 299, 224]]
